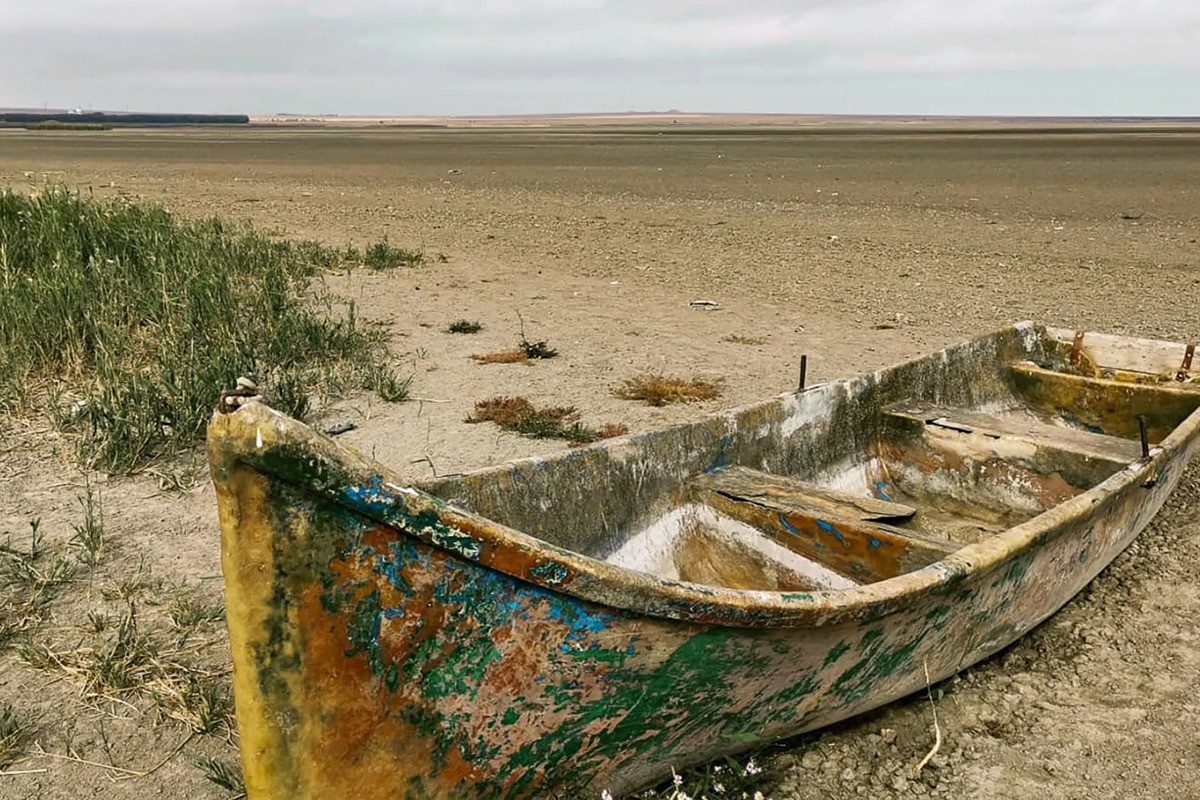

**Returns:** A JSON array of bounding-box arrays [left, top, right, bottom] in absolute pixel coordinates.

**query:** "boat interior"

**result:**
[[419, 326, 1200, 593]]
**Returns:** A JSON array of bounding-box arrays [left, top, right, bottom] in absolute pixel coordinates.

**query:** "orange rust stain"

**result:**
[[289, 542, 489, 796]]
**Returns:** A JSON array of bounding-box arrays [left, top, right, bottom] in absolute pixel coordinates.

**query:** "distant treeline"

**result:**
[[0, 111, 249, 127]]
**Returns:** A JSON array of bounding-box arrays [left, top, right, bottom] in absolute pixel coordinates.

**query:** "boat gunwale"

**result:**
[[208, 324, 1200, 629]]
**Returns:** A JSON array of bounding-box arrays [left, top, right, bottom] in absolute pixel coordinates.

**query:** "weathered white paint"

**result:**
[[605, 503, 854, 590]]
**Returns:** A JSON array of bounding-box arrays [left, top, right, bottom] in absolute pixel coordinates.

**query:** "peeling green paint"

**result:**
[[831, 627, 924, 705], [824, 641, 850, 667], [345, 590, 383, 673]]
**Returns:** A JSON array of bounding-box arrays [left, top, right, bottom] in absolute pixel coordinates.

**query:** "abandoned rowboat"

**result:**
[[208, 322, 1200, 800]]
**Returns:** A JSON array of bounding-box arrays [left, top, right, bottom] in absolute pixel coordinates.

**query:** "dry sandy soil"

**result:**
[[0, 125, 1198, 799]]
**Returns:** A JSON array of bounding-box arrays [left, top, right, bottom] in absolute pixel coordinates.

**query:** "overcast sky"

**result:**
[[3, 0, 1198, 116]]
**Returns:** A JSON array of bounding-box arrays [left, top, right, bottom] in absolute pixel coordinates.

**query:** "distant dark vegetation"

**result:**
[[25, 121, 113, 131], [0, 112, 249, 127]]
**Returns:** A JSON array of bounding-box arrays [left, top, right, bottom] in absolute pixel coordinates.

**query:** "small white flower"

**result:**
[[673, 768, 683, 787], [714, 782, 725, 793], [743, 759, 762, 776], [601, 791, 614, 800], [754, 793, 765, 800]]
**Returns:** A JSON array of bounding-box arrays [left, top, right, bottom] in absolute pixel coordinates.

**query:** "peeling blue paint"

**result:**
[[530, 562, 570, 585], [705, 434, 732, 472], [816, 519, 847, 545], [342, 476, 396, 517], [430, 527, 482, 560]]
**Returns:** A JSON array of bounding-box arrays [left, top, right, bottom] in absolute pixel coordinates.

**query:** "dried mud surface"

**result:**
[[0, 126, 1197, 799]]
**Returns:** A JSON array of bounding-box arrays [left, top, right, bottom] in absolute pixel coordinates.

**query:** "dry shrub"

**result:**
[[471, 337, 558, 364], [467, 396, 625, 445], [596, 423, 631, 439], [468, 396, 550, 427], [614, 374, 723, 406], [471, 349, 529, 364], [723, 334, 767, 346]]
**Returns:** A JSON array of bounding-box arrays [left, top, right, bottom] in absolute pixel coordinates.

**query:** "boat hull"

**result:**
[[208, 325, 1200, 799]]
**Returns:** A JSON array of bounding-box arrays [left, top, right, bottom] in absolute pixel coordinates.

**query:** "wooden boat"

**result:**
[[208, 322, 1200, 800]]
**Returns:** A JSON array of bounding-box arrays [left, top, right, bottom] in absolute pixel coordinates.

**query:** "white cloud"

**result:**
[[3, 0, 1199, 113]]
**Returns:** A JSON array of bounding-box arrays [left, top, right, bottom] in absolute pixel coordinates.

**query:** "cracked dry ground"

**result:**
[[1, 125, 1198, 799]]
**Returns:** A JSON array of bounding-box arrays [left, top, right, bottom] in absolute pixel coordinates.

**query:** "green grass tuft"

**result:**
[[0, 186, 413, 472], [0, 703, 35, 769], [69, 481, 105, 567], [195, 756, 246, 794], [364, 237, 424, 270], [446, 319, 484, 334]]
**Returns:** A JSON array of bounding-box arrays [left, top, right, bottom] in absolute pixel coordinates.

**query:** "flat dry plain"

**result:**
[[1, 124, 1198, 799]]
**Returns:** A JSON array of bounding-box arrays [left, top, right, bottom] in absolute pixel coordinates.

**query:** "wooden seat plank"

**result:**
[[1009, 362, 1200, 443], [688, 468, 957, 584], [691, 466, 916, 523], [884, 402, 1142, 464], [1045, 326, 1197, 379], [673, 524, 854, 593]]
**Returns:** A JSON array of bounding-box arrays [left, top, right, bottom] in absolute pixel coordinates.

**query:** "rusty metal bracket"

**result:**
[[1176, 343, 1195, 382], [219, 376, 262, 414], [1069, 330, 1086, 366]]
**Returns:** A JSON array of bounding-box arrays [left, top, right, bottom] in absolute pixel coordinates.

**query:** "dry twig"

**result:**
[[913, 659, 943, 775]]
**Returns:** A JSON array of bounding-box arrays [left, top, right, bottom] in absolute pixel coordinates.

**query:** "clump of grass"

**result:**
[[362, 361, 412, 402], [167, 592, 225, 636], [85, 610, 111, 634], [0, 703, 35, 769], [446, 319, 484, 334], [195, 756, 246, 794], [0, 527, 77, 623], [1, 517, 93, 650], [0, 619, 20, 650], [723, 334, 767, 346], [466, 396, 625, 445], [158, 672, 235, 734], [69, 481, 105, 567], [23, 603, 235, 734], [364, 237, 424, 270], [614, 374, 723, 406], [520, 337, 558, 359], [0, 186, 412, 473]]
